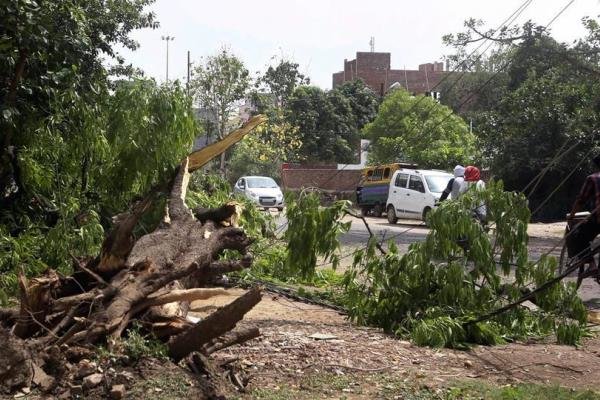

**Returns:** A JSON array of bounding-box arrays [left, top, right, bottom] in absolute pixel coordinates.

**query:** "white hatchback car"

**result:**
[[234, 176, 284, 211], [386, 169, 453, 224]]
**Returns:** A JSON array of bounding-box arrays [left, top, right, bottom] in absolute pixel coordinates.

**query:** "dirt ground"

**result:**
[[190, 288, 600, 399], [184, 221, 600, 399]]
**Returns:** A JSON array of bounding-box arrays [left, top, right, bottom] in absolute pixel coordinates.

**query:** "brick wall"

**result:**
[[332, 51, 449, 95], [281, 167, 361, 193], [386, 70, 446, 94], [332, 71, 345, 88]]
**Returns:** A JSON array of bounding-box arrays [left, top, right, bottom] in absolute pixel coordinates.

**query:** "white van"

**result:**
[[386, 169, 453, 224]]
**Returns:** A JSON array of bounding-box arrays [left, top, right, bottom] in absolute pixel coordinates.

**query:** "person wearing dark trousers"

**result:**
[[567, 154, 600, 284]]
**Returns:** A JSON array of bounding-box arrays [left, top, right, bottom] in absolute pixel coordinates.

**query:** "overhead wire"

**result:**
[[297, 0, 536, 195]]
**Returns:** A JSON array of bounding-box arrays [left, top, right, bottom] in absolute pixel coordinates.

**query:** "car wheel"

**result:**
[[360, 206, 371, 217], [387, 205, 398, 224], [373, 203, 383, 218], [422, 207, 432, 226]]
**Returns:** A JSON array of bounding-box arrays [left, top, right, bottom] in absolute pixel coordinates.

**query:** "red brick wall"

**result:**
[[386, 70, 446, 94], [332, 51, 449, 95], [281, 168, 361, 193], [332, 71, 344, 88]]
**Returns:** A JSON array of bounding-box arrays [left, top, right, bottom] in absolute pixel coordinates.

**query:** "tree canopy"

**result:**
[[364, 88, 476, 168], [191, 48, 250, 173], [442, 17, 600, 219], [0, 1, 199, 297], [286, 80, 379, 164]]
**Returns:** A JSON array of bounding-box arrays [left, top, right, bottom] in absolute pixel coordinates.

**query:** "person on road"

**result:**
[[567, 154, 600, 283], [439, 165, 465, 202], [463, 166, 487, 223]]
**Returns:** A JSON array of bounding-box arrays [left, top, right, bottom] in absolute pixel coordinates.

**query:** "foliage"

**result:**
[[443, 18, 600, 219], [0, 0, 200, 300], [191, 47, 250, 173], [256, 58, 309, 108], [286, 80, 379, 163], [0, 80, 197, 300], [284, 192, 351, 279], [122, 323, 168, 361], [228, 112, 302, 181], [1, 0, 157, 197], [364, 88, 476, 168], [342, 181, 587, 348], [448, 382, 600, 400]]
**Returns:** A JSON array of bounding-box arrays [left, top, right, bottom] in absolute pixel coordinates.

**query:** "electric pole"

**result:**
[[161, 35, 174, 82], [187, 50, 191, 96]]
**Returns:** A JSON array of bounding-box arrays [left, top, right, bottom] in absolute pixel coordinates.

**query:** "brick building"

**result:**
[[332, 52, 447, 96]]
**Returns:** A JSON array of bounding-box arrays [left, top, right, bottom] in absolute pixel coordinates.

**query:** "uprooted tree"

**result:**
[[0, 116, 266, 396]]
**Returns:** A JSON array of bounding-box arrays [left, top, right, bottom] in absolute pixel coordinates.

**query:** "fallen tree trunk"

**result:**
[[0, 116, 266, 396]]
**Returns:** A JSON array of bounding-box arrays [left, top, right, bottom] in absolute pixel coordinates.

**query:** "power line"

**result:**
[[309, 0, 537, 194]]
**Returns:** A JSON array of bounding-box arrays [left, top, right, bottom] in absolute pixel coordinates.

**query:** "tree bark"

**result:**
[[168, 287, 261, 362], [203, 326, 260, 355]]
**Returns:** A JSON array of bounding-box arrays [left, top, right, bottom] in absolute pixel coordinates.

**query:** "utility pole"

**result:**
[[186, 50, 192, 96], [369, 36, 375, 52], [161, 35, 174, 82]]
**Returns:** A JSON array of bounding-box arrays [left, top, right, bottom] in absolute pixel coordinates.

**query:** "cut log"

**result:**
[[144, 288, 229, 308], [13, 270, 61, 338], [203, 327, 260, 355], [168, 287, 261, 362]]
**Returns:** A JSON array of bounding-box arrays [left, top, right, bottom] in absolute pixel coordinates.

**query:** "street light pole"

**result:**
[[161, 35, 174, 82]]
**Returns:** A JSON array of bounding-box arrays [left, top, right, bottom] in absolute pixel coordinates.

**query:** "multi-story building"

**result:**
[[332, 51, 448, 96]]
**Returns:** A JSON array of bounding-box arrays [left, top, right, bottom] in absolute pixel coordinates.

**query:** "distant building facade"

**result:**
[[332, 51, 448, 96]]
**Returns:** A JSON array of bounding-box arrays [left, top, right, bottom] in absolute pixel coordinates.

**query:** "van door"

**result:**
[[389, 172, 409, 218], [405, 174, 428, 219]]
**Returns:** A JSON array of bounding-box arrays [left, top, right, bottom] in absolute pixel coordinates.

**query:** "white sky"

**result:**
[[118, 0, 599, 89]]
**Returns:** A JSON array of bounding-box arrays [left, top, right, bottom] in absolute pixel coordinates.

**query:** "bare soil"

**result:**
[[190, 289, 600, 399]]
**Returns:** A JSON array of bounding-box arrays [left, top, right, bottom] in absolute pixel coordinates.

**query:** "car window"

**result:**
[[424, 175, 452, 193], [246, 177, 278, 188], [408, 175, 425, 193], [239, 178, 245, 187], [394, 173, 409, 188], [383, 167, 391, 179]]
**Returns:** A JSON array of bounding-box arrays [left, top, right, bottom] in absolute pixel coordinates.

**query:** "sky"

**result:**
[[118, 0, 599, 89]]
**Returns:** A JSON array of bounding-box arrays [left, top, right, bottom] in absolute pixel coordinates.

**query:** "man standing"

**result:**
[[567, 154, 600, 283]]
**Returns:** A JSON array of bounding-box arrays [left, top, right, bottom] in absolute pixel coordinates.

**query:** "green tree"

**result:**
[[443, 18, 600, 219], [228, 115, 301, 180], [286, 80, 379, 163], [257, 58, 309, 108], [364, 88, 476, 168], [0, 1, 201, 297], [0, 0, 157, 201], [191, 48, 250, 174], [343, 182, 587, 347]]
